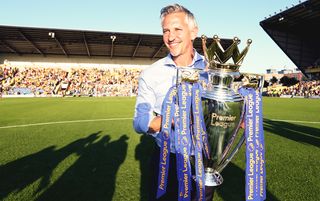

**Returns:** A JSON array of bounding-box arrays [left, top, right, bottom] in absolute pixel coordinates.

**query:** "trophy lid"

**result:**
[[178, 67, 200, 83], [201, 35, 252, 72]]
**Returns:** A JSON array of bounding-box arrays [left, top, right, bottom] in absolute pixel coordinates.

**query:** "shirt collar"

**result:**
[[163, 49, 206, 70]]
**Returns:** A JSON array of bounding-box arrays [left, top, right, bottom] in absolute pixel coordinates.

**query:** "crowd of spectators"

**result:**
[[266, 81, 320, 98], [0, 64, 143, 97], [1, 64, 320, 98]]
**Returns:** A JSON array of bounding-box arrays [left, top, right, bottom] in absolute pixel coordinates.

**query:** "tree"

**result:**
[[279, 76, 299, 86], [279, 76, 290, 86], [288, 77, 299, 86], [270, 76, 278, 85]]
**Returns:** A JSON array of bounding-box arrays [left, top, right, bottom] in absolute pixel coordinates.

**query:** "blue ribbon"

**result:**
[[177, 83, 192, 201], [239, 87, 266, 201], [191, 83, 206, 201], [257, 90, 266, 200], [174, 100, 184, 199], [156, 82, 208, 201], [156, 86, 176, 198]]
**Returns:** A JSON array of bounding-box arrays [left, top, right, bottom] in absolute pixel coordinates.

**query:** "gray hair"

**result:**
[[160, 4, 198, 29]]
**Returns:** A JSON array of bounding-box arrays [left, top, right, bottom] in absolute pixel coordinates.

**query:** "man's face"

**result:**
[[162, 12, 198, 59]]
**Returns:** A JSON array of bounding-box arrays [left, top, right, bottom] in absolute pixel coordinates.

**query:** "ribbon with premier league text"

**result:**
[[191, 83, 206, 200], [156, 82, 209, 201], [156, 87, 176, 198], [177, 82, 192, 201], [239, 87, 266, 201]]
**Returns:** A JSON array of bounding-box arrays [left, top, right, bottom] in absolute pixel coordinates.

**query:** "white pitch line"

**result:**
[[0, 117, 133, 129], [1, 118, 318, 129], [270, 119, 320, 124]]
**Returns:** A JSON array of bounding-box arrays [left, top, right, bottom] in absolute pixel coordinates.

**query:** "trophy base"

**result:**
[[204, 168, 223, 186]]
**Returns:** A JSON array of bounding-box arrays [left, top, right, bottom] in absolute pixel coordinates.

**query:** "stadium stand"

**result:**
[[260, 0, 320, 80], [260, 0, 320, 98], [0, 25, 233, 98], [1, 0, 320, 98], [0, 63, 143, 97], [266, 81, 320, 98], [2, 63, 319, 98], [0, 25, 232, 60]]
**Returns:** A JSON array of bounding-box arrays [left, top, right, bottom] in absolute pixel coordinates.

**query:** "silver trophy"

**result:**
[[200, 35, 263, 186]]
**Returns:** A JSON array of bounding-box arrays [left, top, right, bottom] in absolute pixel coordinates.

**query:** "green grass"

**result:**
[[0, 97, 319, 201]]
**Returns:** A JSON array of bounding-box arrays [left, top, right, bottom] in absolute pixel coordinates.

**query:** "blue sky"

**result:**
[[1, 0, 304, 74]]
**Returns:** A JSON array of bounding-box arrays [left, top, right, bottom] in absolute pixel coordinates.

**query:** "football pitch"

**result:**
[[0, 97, 319, 201]]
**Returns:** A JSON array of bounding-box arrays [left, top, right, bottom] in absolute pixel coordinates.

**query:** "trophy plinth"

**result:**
[[204, 167, 223, 186]]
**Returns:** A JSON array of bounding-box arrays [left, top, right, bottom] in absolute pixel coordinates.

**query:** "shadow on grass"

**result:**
[[217, 163, 279, 201], [0, 131, 129, 201], [264, 118, 320, 147], [135, 134, 156, 201], [134, 135, 281, 201]]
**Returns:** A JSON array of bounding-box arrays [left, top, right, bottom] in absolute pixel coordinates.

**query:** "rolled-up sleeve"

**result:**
[[133, 75, 156, 134]]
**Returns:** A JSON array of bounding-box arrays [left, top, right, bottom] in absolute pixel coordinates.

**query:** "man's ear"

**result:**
[[190, 26, 199, 41]]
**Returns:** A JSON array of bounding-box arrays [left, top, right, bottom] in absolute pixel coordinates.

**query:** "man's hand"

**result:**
[[240, 120, 245, 129], [148, 116, 162, 133]]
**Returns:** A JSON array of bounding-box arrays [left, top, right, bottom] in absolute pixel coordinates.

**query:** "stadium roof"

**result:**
[[0, 25, 233, 61], [260, 0, 320, 79]]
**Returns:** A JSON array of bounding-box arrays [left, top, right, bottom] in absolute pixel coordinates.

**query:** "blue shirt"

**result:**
[[133, 50, 207, 152]]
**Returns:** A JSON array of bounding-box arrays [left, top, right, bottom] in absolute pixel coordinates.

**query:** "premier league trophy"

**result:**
[[156, 35, 266, 201], [200, 35, 264, 188]]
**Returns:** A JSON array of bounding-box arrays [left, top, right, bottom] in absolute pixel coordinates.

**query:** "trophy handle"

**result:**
[[216, 102, 246, 173], [216, 133, 245, 173], [238, 73, 265, 93], [217, 73, 264, 173]]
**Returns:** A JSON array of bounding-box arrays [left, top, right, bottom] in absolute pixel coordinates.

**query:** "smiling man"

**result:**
[[161, 7, 198, 66], [133, 4, 215, 201]]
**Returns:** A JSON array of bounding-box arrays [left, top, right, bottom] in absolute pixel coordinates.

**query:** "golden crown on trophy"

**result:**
[[201, 35, 252, 71]]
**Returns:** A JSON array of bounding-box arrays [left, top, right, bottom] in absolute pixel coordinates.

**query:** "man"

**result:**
[[133, 4, 214, 201]]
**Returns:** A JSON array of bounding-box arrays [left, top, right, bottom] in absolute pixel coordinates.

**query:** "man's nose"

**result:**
[[168, 31, 176, 42]]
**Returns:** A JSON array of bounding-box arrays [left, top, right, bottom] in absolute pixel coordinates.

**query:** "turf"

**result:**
[[0, 97, 319, 201]]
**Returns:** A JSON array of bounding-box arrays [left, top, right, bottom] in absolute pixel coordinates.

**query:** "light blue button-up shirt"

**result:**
[[133, 50, 207, 152]]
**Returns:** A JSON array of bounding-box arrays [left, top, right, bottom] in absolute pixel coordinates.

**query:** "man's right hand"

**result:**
[[148, 116, 162, 133]]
